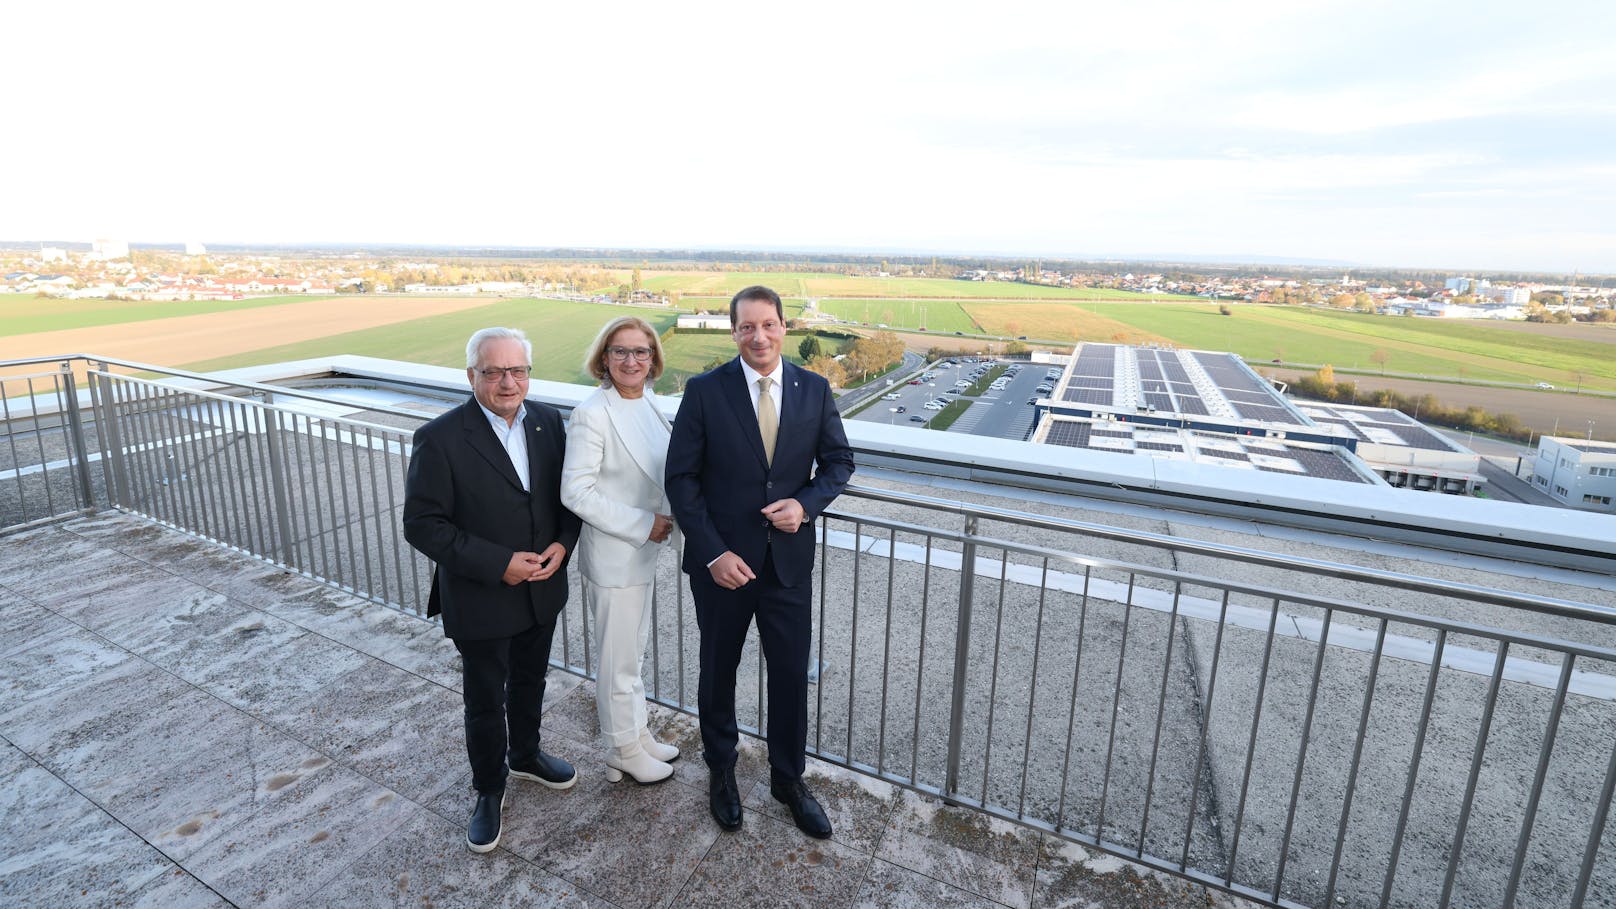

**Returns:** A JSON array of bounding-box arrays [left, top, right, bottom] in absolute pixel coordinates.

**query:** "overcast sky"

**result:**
[[7, 1, 1614, 273]]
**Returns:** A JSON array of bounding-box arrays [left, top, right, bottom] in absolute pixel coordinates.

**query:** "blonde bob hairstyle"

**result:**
[[584, 316, 665, 384]]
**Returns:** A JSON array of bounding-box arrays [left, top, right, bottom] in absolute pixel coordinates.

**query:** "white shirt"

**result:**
[[739, 358, 784, 424], [478, 402, 530, 493]]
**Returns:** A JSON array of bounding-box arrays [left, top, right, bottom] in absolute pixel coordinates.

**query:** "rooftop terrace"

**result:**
[[0, 512, 1256, 909]]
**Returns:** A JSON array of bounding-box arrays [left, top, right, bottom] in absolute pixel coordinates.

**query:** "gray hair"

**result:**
[[465, 327, 533, 370]]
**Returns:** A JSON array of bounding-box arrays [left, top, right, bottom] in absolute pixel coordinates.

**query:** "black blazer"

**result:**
[[665, 358, 854, 588], [403, 397, 581, 641]]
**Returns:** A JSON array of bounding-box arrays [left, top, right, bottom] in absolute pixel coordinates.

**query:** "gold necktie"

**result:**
[[757, 376, 777, 466]]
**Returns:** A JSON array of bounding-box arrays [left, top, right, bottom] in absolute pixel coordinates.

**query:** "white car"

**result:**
[[1535, 382, 1555, 389], [882, 393, 901, 400]]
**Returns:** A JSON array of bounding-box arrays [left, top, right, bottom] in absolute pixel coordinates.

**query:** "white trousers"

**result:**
[[586, 578, 653, 748]]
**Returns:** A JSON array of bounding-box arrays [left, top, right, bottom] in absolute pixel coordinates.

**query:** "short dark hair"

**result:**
[[730, 285, 783, 327]]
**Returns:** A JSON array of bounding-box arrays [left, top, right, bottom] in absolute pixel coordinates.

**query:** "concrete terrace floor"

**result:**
[[0, 511, 1259, 909]]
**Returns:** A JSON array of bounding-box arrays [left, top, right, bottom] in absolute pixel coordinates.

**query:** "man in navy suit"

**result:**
[[666, 286, 855, 838], [403, 327, 582, 854]]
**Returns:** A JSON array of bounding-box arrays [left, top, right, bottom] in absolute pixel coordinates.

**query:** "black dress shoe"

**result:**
[[467, 788, 506, 853], [509, 750, 577, 790], [709, 767, 743, 831], [771, 776, 832, 839]]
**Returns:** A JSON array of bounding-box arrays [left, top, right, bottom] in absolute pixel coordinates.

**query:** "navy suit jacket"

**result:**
[[665, 358, 854, 588], [402, 398, 581, 641]]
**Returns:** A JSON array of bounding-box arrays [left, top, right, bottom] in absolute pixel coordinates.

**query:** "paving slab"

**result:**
[[673, 809, 871, 909], [184, 763, 415, 909], [875, 788, 1042, 909], [304, 807, 614, 908]]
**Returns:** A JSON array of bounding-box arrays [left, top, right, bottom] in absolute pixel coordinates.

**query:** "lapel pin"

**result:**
[[534, 425, 543, 433]]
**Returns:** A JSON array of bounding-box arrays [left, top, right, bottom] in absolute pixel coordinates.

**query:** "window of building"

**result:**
[[1584, 494, 1612, 506], [1536, 475, 1548, 486], [1589, 466, 1615, 478], [1555, 485, 1570, 497]]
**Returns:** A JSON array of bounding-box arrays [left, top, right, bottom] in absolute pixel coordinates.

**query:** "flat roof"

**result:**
[[1054, 343, 1310, 426], [1034, 415, 1377, 485], [1297, 403, 1463, 452]]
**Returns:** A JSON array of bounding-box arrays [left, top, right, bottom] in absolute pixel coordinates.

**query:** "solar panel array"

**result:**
[[1188, 351, 1306, 425], [1039, 417, 1371, 484], [1299, 405, 1454, 451]]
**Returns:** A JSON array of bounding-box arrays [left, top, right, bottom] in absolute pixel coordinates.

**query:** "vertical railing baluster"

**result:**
[[1273, 609, 1333, 901], [910, 535, 934, 787], [876, 527, 897, 776], [1096, 574, 1137, 843], [1016, 558, 1050, 819], [980, 545, 1010, 804], [1379, 630, 1449, 907], [26, 377, 55, 517], [1438, 640, 1512, 909], [1502, 654, 1577, 909], [944, 515, 978, 801], [1570, 723, 1616, 908], [1138, 582, 1183, 855], [1226, 597, 1284, 884], [846, 520, 862, 763], [1056, 565, 1093, 831], [1323, 619, 1389, 906], [59, 366, 94, 510], [1180, 589, 1232, 871]]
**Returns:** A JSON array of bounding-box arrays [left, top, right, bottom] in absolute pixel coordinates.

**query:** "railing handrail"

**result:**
[[829, 507, 1616, 662], [6, 352, 1610, 631], [2, 353, 436, 422], [841, 485, 1616, 627]]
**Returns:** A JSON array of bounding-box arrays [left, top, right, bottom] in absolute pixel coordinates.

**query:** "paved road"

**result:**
[[1478, 457, 1565, 508], [958, 365, 1052, 441], [846, 357, 984, 429], [835, 351, 925, 414]]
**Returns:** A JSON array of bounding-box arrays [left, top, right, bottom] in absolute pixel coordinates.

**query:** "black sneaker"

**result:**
[[509, 750, 577, 790], [467, 788, 506, 853]]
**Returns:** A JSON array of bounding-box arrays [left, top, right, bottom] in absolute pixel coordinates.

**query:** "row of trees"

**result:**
[[1292, 366, 1531, 442], [801, 331, 905, 387]]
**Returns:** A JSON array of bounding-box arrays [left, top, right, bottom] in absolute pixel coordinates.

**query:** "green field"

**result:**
[[174, 297, 782, 393], [1085, 303, 1616, 390], [180, 299, 679, 386], [640, 271, 1199, 301], [0, 293, 321, 336], [816, 299, 978, 333]]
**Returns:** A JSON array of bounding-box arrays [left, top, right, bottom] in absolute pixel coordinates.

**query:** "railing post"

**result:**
[[944, 514, 978, 802], [259, 391, 299, 568], [59, 363, 95, 509], [91, 362, 130, 507]]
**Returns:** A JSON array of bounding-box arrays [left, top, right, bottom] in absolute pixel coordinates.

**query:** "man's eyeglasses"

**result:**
[[477, 366, 531, 381], [607, 346, 654, 362]]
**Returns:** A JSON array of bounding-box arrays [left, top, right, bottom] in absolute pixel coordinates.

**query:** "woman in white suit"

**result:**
[[561, 316, 680, 784]]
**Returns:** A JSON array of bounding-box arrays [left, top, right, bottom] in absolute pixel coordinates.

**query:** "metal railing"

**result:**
[[2, 355, 1613, 909]]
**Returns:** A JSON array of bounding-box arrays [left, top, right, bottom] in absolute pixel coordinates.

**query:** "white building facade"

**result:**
[[1532, 437, 1616, 511]]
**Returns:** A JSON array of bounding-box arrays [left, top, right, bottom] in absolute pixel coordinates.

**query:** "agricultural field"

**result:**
[[0, 295, 494, 375], [0, 293, 327, 337], [639, 271, 1200, 301], [816, 298, 978, 334], [960, 302, 1166, 346], [1086, 303, 1616, 391], [178, 299, 679, 386]]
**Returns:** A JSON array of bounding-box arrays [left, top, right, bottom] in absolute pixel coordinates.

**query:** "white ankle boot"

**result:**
[[605, 742, 673, 785], [639, 728, 680, 763]]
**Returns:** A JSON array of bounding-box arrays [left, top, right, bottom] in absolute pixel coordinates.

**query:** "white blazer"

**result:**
[[561, 384, 674, 588]]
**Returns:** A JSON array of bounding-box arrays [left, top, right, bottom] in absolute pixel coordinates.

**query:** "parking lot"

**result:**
[[849, 358, 1059, 442]]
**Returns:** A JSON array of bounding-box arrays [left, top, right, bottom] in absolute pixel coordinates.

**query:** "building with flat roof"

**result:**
[[1030, 342, 1483, 493], [1532, 436, 1616, 511]]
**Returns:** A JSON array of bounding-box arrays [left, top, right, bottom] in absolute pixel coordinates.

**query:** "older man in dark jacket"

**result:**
[[404, 327, 582, 854]]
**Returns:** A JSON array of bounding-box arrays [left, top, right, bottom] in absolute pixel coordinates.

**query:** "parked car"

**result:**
[[882, 393, 901, 400], [895, 405, 906, 413], [1536, 382, 1555, 389], [909, 415, 926, 422]]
